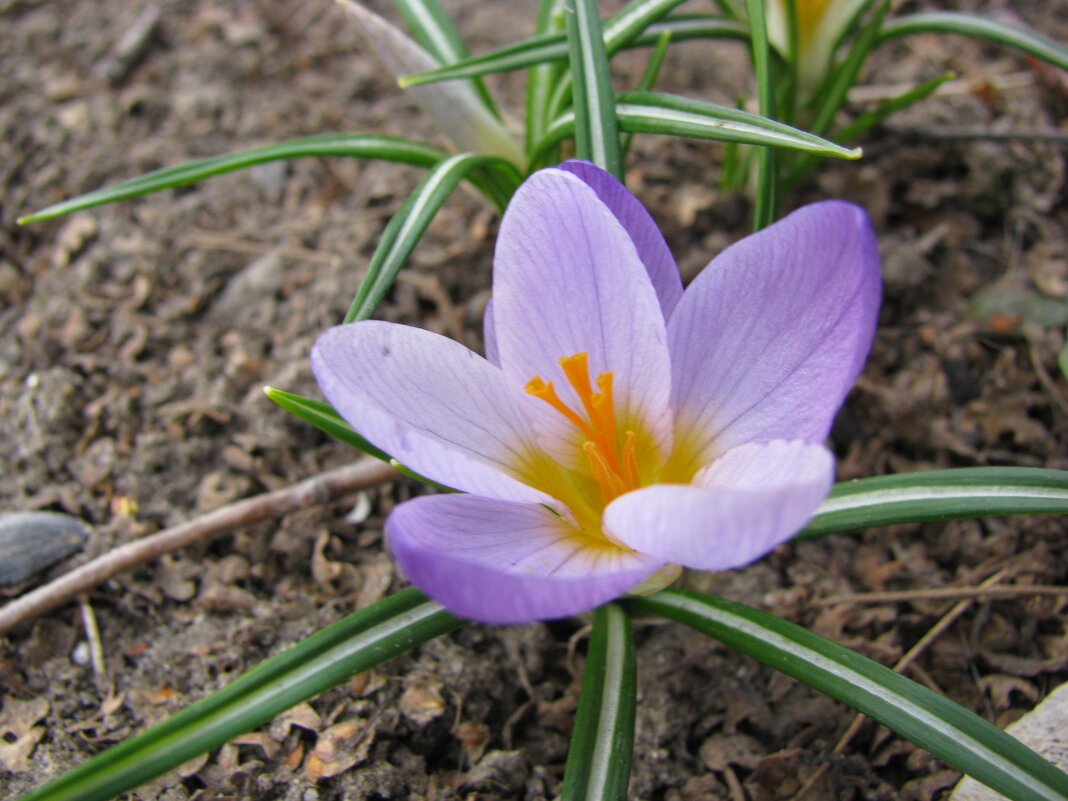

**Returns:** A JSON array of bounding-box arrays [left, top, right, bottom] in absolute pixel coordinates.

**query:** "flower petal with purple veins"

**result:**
[[557, 160, 683, 318], [389, 494, 663, 623], [603, 440, 835, 570], [483, 298, 499, 366], [493, 167, 675, 464], [312, 321, 551, 504], [667, 201, 880, 470]]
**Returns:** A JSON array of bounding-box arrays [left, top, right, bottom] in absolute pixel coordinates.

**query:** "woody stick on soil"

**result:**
[[0, 458, 397, 635]]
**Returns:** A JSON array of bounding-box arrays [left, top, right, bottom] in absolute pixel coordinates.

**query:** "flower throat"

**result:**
[[525, 352, 640, 504]]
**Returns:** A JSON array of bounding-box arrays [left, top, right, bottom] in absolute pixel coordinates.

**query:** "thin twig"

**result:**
[[813, 584, 1068, 607], [0, 458, 398, 635], [79, 592, 106, 685]]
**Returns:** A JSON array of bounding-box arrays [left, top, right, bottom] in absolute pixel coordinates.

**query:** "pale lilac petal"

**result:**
[[493, 167, 673, 459], [389, 494, 663, 623], [669, 201, 880, 464], [604, 441, 834, 570], [557, 160, 683, 318], [483, 298, 499, 366], [312, 321, 550, 504]]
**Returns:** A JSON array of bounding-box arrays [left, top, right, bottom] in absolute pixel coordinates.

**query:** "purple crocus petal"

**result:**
[[312, 321, 551, 504], [493, 167, 673, 458], [389, 494, 663, 624], [603, 440, 834, 570], [557, 160, 683, 318], [483, 298, 499, 366], [668, 201, 881, 465]]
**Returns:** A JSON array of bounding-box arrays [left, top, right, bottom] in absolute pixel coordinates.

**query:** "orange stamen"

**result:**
[[524, 375, 596, 440], [583, 442, 628, 505], [525, 351, 643, 504]]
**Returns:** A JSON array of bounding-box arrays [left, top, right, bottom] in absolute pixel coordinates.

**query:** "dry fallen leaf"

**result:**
[[400, 672, 446, 726], [0, 695, 50, 773], [269, 701, 322, 742], [453, 720, 491, 766], [699, 733, 766, 772], [304, 718, 374, 781]]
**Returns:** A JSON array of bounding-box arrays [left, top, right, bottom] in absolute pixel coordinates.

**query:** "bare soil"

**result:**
[[1, 1, 1067, 799]]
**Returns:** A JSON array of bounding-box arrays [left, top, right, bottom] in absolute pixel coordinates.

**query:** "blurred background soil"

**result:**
[[1, 1, 1066, 799]]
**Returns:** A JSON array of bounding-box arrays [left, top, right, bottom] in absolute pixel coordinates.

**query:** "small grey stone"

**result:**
[[0, 511, 90, 586]]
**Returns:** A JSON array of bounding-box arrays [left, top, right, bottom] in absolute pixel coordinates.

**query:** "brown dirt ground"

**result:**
[[1, 1, 1067, 799]]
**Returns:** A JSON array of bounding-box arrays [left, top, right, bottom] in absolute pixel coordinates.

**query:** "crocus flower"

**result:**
[[312, 161, 880, 624]]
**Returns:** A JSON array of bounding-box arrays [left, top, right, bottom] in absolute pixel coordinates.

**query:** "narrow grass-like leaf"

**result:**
[[567, 0, 623, 177], [627, 589, 1068, 801], [835, 71, 953, 142], [264, 387, 390, 462], [536, 91, 861, 160], [798, 466, 1068, 539], [263, 387, 456, 491], [561, 603, 636, 801], [808, 0, 888, 139], [18, 590, 464, 801], [343, 153, 519, 323], [878, 12, 1068, 72], [337, 1, 524, 167], [621, 29, 672, 157], [402, 14, 747, 87], [527, 0, 569, 158], [785, 72, 952, 189], [392, 0, 500, 117], [744, 0, 777, 229], [708, 0, 744, 22], [18, 135, 444, 224], [602, 0, 690, 56]]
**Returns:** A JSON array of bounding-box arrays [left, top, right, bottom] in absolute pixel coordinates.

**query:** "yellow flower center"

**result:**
[[525, 352, 641, 505]]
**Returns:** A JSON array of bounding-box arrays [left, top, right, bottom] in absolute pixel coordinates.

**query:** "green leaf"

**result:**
[[536, 91, 862, 160], [707, 0, 744, 23], [526, 0, 569, 159], [342, 153, 520, 324], [878, 12, 1068, 72], [744, 0, 778, 229], [627, 589, 1068, 801], [807, 0, 889, 138], [799, 467, 1068, 539], [263, 387, 456, 491], [567, 0, 623, 177], [263, 387, 391, 462], [561, 603, 636, 801], [336, 1, 524, 169], [620, 29, 672, 158], [402, 14, 747, 87], [786, 72, 953, 189], [832, 71, 953, 142], [19, 589, 464, 801], [601, 0, 691, 57], [18, 135, 445, 224], [391, 0, 500, 117]]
